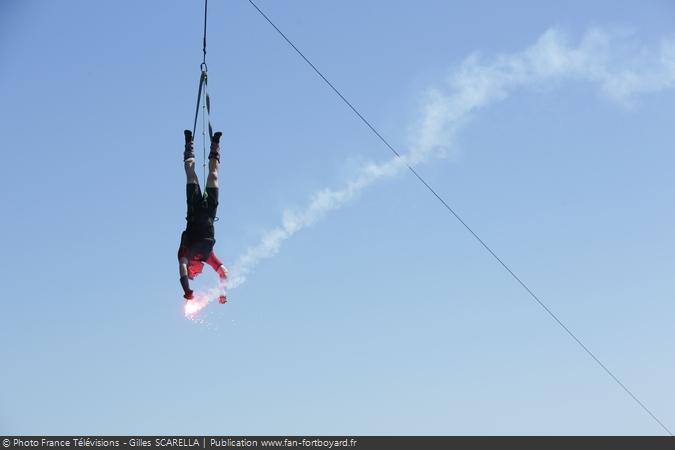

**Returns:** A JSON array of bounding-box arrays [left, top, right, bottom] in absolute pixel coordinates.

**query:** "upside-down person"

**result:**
[[177, 129, 228, 303]]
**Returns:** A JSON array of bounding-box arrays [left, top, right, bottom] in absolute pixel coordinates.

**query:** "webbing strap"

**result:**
[[203, 74, 214, 141], [191, 70, 215, 192], [192, 71, 214, 143], [191, 0, 214, 192]]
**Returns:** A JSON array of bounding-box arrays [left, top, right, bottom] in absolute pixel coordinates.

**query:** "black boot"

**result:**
[[183, 130, 195, 161], [208, 131, 222, 163]]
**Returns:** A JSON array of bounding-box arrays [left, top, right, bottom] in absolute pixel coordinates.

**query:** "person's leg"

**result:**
[[206, 131, 222, 188], [185, 160, 199, 186], [183, 130, 202, 220], [184, 130, 199, 185]]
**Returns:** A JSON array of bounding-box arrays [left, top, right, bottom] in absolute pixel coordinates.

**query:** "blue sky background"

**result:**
[[1, 0, 674, 435]]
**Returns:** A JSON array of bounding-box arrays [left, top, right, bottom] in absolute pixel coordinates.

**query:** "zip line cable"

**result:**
[[245, 0, 672, 435]]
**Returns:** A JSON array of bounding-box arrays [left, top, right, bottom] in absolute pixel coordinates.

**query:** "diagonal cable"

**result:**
[[245, 0, 672, 435]]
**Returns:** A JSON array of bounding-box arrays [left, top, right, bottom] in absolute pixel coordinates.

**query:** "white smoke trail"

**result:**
[[226, 28, 675, 290]]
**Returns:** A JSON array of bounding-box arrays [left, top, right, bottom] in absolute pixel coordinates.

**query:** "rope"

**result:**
[[191, 0, 215, 189], [192, 71, 206, 139], [245, 0, 673, 436], [202, 80, 207, 184], [202, 73, 214, 185], [202, 0, 208, 67], [203, 75, 214, 141], [193, 0, 211, 138]]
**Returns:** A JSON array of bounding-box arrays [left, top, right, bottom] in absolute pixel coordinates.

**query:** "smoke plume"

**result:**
[[226, 28, 675, 290]]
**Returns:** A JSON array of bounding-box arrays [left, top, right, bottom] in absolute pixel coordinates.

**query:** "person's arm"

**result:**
[[206, 258, 228, 304], [216, 265, 228, 281], [205, 252, 227, 281], [216, 265, 228, 304], [179, 258, 194, 299]]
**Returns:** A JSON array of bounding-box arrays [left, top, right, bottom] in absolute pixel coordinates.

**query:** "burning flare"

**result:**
[[183, 281, 228, 320]]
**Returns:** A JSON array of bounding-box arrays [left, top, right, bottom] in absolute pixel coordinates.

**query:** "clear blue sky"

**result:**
[[1, 0, 674, 435]]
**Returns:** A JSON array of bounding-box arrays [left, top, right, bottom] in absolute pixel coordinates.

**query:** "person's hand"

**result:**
[[217, 265, 229, 280]]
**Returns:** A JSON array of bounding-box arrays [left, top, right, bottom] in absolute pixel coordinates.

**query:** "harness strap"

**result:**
[[191, 70, 215, 190], [203, 74, 214, 141]]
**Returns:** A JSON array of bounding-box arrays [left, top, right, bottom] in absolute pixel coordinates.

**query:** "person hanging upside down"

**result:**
[[178, 129, 228, 303]]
